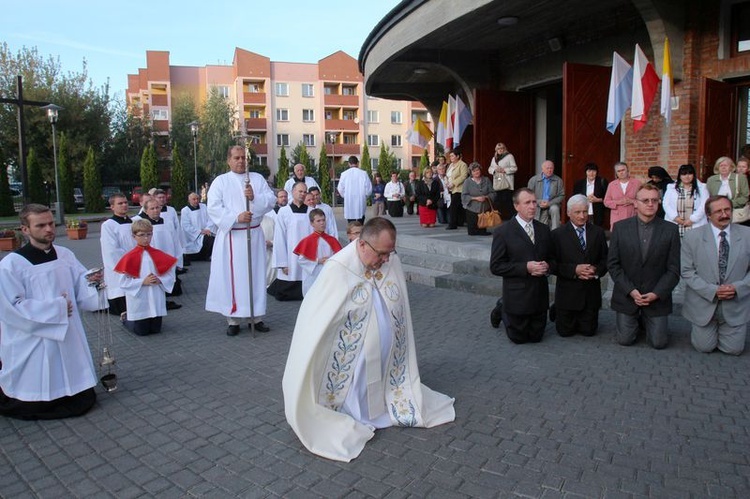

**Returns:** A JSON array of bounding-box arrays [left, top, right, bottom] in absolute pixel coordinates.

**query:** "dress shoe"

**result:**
[[549, 303, 556, 323], [226, 325, 240, 336], [166, 301, 182, 310], [249, 322, 270, 333], [445, 226, 457, 230], [490, 300, 503, 328]]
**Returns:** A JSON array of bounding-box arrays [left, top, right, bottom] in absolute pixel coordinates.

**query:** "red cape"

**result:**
[[114, 245, 177, 278], [293, 232, 342, 261]]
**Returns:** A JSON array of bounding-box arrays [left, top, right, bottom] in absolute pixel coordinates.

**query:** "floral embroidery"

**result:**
[[387, 305, 417, 427], [320, 310, 367, 410]]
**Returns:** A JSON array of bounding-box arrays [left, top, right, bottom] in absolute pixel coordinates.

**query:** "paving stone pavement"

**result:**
[[1, 220, 750, 498]]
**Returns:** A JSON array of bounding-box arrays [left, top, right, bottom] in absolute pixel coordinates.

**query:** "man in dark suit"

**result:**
[[551, 194, 608, 337], [404, 170, 418, 215], [681, 195, 750, 355], [607, 183, 681, 349], [573, 162, 608, 228], [490, 188, 555, 344]]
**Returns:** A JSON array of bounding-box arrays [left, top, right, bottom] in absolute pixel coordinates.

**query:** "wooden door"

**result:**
[[473, 89, 534, 186], [562, 63, 621, 215], [697, 78, 737, 180]]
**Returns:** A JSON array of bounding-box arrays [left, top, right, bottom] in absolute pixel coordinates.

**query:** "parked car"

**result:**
[[73, 188, 84, 208], [131, 185, 172, 206], [101, 186, 121, 204]]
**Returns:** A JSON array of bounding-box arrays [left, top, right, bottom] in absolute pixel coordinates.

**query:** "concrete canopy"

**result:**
[[359, 0, 685, 115]]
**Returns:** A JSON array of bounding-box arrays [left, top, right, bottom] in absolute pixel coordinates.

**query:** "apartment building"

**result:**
[[126, 49, 433, 176]]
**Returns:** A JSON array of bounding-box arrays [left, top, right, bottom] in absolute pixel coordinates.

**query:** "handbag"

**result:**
[[493, 171, 511, 191], [477, 199, 502, 229], [732, 175, 750, 223]]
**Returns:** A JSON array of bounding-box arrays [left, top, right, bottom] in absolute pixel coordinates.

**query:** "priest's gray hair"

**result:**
[[567, 194, 589, 210], [361, 217, 396, 242]]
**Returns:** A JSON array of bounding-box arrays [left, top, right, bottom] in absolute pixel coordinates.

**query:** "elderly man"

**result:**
[[284, 163, 319, 196], [181, 192, 216, 263], [608, 184, 681, 349], [681, 195, 750, 355], [490, 188, 556, 343], [0, 204, 100, 419], [337, 155, 372, 224], [551, 194, 608, 337], [404, 170, 418, 215], [206, 145, 276, 336], [527, 160, 564, 230], [283, 217, 455, 462], [100, 192, 135, 315], [445, 149, 468, 230]]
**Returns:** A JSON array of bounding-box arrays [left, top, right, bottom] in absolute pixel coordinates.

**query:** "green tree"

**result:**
[[58, 133, 76, 213], [100, 101, 152, 186], [170, 144, 190, 212], [199, 87, 234, 179], [277, 146, 289, 188], [170, 93, 199, 179], [318, 146, 331, 204], [0, 149, 15, 215], [420, 149, 430, 175], [377, 144, 395, 180], [27, 148, 45, 204], [83, 147, 104, 212], [140, 144, 158, 192], [291, 142, 312, 174], [361, 143, 372, 178]]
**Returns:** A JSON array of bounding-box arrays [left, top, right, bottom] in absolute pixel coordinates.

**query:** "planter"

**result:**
[[0, 237, 20, 251], [66, 228, 88, 240]]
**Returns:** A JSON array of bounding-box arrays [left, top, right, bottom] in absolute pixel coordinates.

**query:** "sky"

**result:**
[[2, 0, 402, 99]]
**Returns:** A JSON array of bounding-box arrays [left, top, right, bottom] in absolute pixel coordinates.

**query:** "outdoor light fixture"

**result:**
[[496, 16, 518, 27], [188, 120, 200, 192], [41, 103, 64, 225]]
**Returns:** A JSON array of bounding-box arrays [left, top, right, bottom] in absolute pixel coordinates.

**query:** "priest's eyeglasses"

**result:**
[[135, 232, 153, 238], [363, 239, 396, 259]]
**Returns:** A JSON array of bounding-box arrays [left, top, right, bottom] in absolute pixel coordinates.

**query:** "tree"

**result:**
[[140, 144, 158, 192], [277, 146, 289, 189], [199, 87, 234, 180], [361, 143, 372, 178], [169, 93, 199, 175], [83, 147, 104, 213], [0, 149, 15, 215], [291, 142, 312, 174], [419, 149, 430, 175], [27, 148, 45, 205], [58, 133, 76, 214], [170, 144, 189, 212], [100, 101, 151, 186], [377, 144, 395, 180], [318, 146, 331, 204]]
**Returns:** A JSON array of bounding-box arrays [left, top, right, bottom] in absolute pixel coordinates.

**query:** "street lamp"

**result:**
[[328, 132, 337, 208], [41, 103, 64, 225], [188, 121, 200, 192]]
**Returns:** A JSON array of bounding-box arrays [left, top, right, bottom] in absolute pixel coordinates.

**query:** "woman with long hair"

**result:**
[[663, 164, 709, 237]]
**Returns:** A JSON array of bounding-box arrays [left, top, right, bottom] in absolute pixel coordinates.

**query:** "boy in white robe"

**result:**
[[0, 204, 100, 420], [283, 217, 455, 462], [115, 220, 177, 336], [181, 192, 216, 263], [99, 193, 135, 315], [294, 209, 342, 296]]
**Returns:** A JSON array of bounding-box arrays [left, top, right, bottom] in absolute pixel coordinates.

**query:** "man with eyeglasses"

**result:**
[[283, 217, 455, 462], [608, 183, 681, 349]]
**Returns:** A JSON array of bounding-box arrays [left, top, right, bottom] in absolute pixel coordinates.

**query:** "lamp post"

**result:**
[[41, 104, 64, 225], [188, 121, 200, 193], [328, 132, 337, 208]]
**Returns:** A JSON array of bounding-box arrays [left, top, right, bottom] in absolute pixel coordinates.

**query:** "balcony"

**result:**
[[245, 118, 267, 130], [243, 92, 266, 104], [151, 94, 168, 106], [249, 143, 268, 155], [324, 94, 358, 107], [330, 143, 360, 155], [325, 119, 359, 131], [152, 120, 169, 133]]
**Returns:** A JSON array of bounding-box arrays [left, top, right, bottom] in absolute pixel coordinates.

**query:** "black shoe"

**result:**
[[182, 261, 191, 267], [446, 226, 457, 230], [226, 325, 240, 336], [549, 303, 556, 323], [176, 267, 188, 275], [250, 322, 270, 333], [490, 300, 503, 328], [166, 301, 182, 310]]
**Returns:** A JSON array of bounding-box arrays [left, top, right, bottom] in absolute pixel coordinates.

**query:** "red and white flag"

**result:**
[[631, 44, 660, 132]]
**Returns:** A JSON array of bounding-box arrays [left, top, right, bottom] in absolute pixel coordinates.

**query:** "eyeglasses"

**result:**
[[135, 232, 153, 238], [635, 198, 660, 205], [362, 239, 396, 259]]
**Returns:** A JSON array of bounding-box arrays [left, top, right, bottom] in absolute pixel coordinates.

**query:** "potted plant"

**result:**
[[66, 219, 88, 240], [0, 228, 23, 251]]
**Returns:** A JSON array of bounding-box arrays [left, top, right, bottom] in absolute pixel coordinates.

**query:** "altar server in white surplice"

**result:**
[[337, 155, 372, 223], [271, 181, 312, 301], [206, 146, 275, 336], [99, 192, 135, 316], [153, 188, 185, 269], [0, 204, 100, 420], [181, 192, 216, 263], [294, 209, 343, 296], [309, 186, 338, 238], [283, 217, 455, 462]]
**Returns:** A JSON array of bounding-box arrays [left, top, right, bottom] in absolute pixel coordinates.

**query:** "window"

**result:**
[[152, 109, 168, 120], [303, 134, 316, 147], [370, 158, 379, 171], [342, 85, 356, 96], [367, 135, 379, 147], [391, 111, 402, 124], [732, 2, 750, 54], [257, 156, 268, 166], [396, 158, 403, 169], [275, 82, 289, 96], [302, 83, 314, 97], [391, 134, 402, 147], [247, 83, 261, 93], [367, 110, 379, 123], [343, 134, 357, 144], [276, 134, 290, 147], [248, 109, 261, 118], [343, 110, 357, 121], [276, 108, 289, 121], [217, 86, 230, 99], [325, 110, 333, 120], [302, 109, 315, 122]]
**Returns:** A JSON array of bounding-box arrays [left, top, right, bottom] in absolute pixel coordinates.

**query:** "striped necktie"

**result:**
[[525, 222, 535, 243], [576, 227, 586, 251]]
